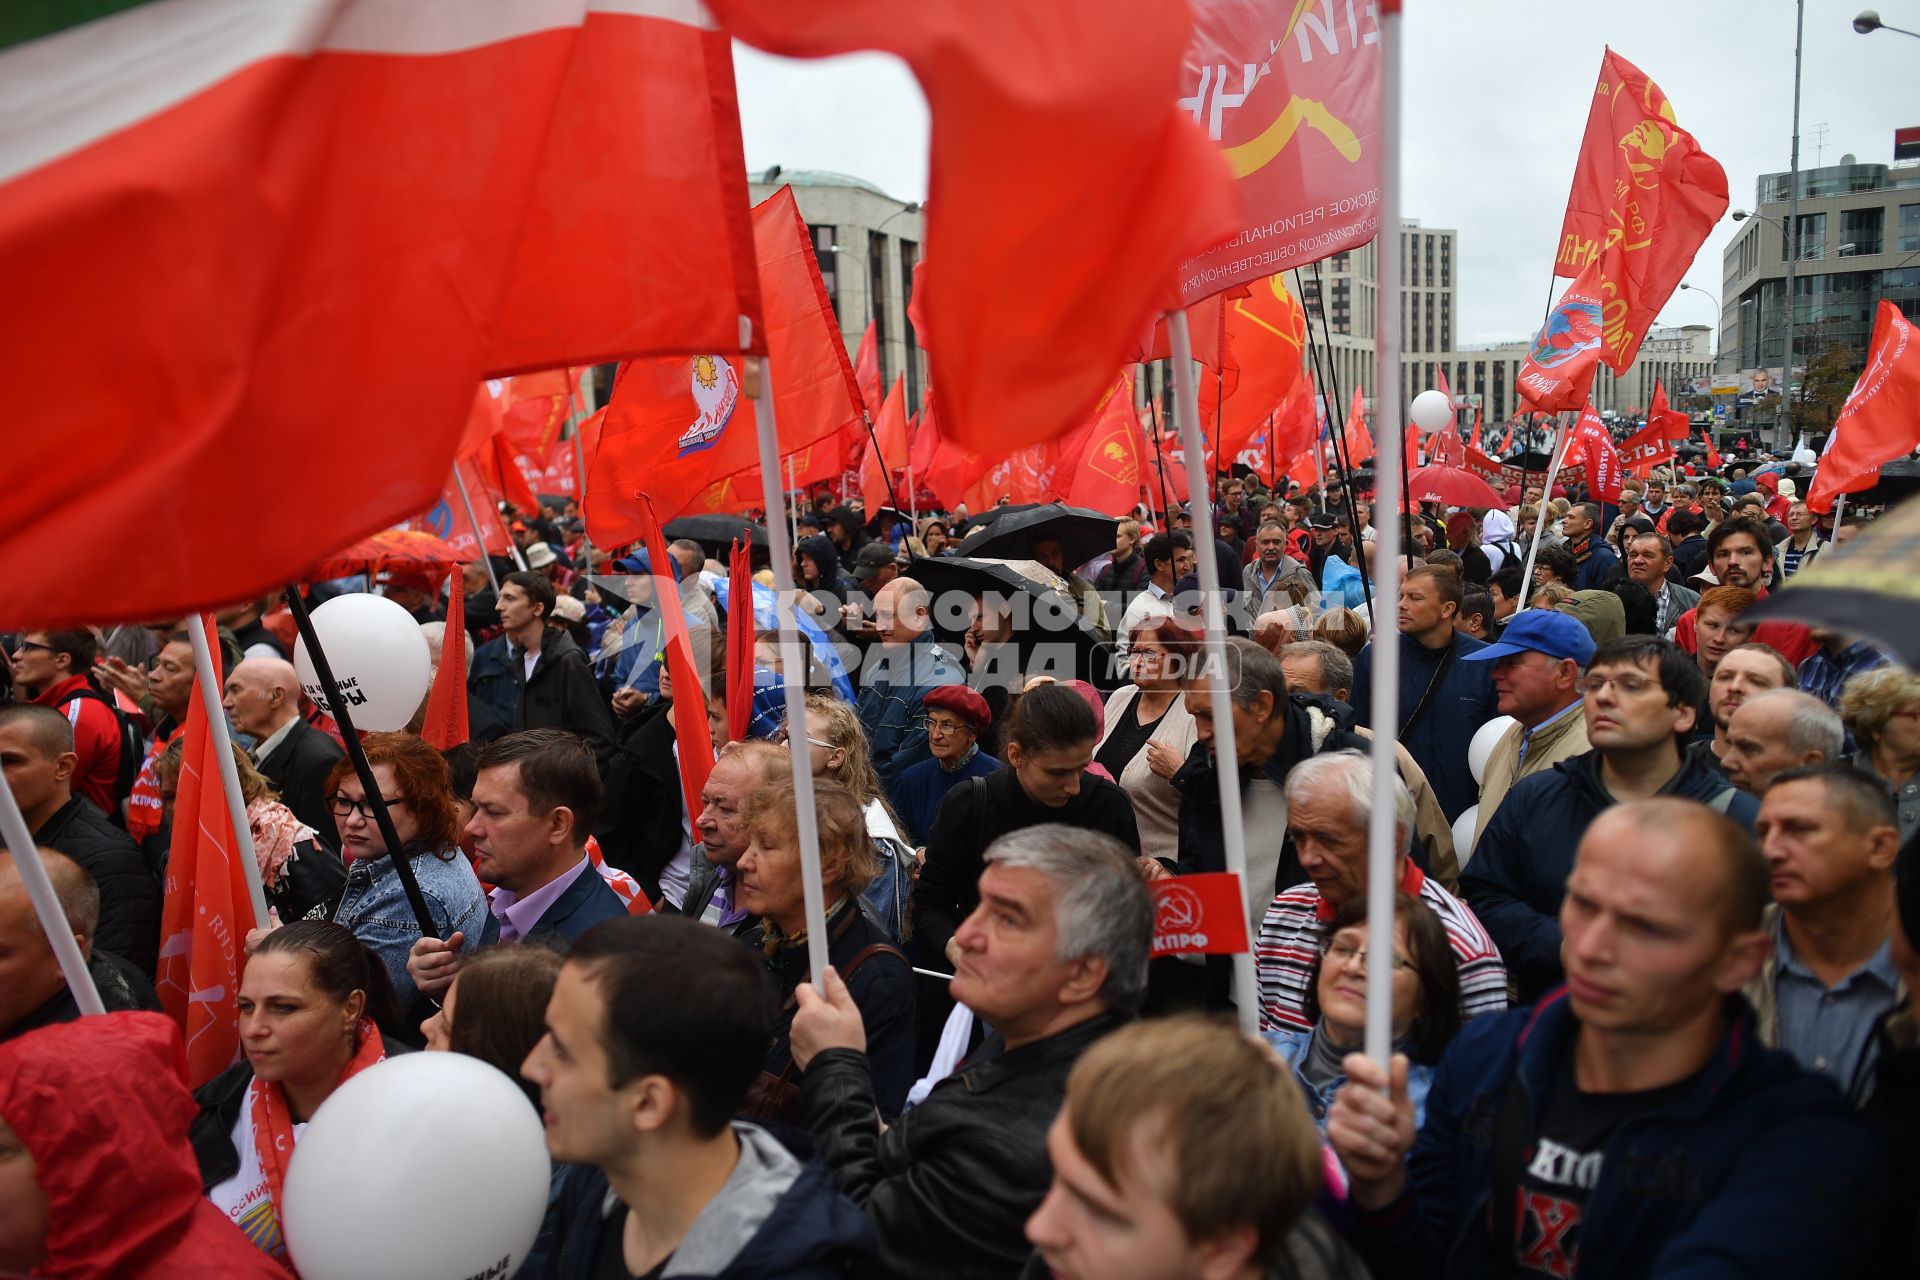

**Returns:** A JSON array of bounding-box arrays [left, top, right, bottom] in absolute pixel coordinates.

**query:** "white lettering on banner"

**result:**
[[1179, 63, 1265, 141], [1293, 0, 1382, 61]]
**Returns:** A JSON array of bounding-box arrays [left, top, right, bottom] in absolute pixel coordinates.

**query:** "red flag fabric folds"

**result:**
[[862, 376, 911, 513], [1340, 387, 1376, 465], [1569, 402, 1624, 503], [712, 0, 1242, 454], [1518, 264, 1608, 414], [587, 187, 858, 540], [634, 497, 715, 818], [419, 584, 470, 751], [1807, 301, 1920, 512], [158, 616, 251, 1088], [1554, 49, 1729, 371], [854, 320, 884, 422], [0, 3, 761, 629]]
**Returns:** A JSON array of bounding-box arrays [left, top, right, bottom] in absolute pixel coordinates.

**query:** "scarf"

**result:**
[[246, 798, 314, 890], [760, 895, 849, 960], [250, 1017, 385, 1265]]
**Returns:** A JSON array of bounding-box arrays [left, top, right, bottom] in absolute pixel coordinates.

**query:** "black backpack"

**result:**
[[52, 686, 148, 823]]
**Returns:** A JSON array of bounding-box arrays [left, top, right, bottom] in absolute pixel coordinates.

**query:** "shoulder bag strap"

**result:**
[[1399, 637, 1461, 739]]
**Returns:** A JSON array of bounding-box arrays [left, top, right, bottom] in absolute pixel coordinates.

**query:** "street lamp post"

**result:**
[[1732, 200, 1798, 452], [1855, 9, 1920, 38]]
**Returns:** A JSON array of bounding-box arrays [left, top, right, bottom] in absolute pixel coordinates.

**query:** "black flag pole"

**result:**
[[1298, 265, 1373, 612], [282, 586, 439, 939]]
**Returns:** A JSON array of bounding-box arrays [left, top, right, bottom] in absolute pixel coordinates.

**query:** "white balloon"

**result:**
[[283, 1053, 549, 1280], [1467, 715, 1517, 786], [1409, 389, 1454, 434], [1451, 805, 1481, 869], [292, 592, 433, 732]]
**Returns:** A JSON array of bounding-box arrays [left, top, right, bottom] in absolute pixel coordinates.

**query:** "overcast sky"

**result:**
[[732, 1, 1916, 349]]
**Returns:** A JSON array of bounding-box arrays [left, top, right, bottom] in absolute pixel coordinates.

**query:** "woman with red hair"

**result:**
[[1095, 616, 1200, 862]]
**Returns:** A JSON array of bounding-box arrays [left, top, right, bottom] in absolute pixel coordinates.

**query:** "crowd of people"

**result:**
[[3, 449, 1918, 1279]]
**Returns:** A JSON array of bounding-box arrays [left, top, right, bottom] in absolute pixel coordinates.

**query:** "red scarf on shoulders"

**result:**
[[251, 1017, 385, 1266]]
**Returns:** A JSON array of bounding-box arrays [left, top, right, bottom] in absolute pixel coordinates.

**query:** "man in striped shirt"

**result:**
[[1256, 749, 1508, 1032]]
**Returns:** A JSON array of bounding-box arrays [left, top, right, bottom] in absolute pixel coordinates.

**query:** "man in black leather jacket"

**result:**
[[788, 824, 1151, 1278]]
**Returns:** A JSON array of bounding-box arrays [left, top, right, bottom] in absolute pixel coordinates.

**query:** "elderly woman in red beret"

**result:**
[[887, 683, 998, 845]]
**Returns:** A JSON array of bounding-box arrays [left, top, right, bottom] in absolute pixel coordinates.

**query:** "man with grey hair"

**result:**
[[1174, 637, 1368, 938], [789, 824, 1149, 1278], [1254, 749, 1507, 1032], [1748, 764, 1905, 1099], [222, 654, 343, 837], [1, 848, 159, 1040], [1720, 688, 1846, 796]]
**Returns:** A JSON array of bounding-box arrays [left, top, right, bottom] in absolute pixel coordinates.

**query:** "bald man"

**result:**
[[223, 657, 343, 835], [858, 576, 963, 787], [0, 849, 160, 1041]]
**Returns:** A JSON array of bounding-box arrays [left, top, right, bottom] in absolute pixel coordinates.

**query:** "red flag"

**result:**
[[1215, 275, 1312, 462], [1569, 402, 1623, 503], [1057, 370, 1149, 513], [1340, 386, 1375, 465], [863, 375, 911, 513], [1555, 49, 1729, 370], [1618, 419, 1675, 477], [634, 497, 715, 819], [1705, 435, 1723, 471], [1649, 382, 1691, 442], [419, 581, 469, 751], [1518, 262, 1608, 414], [409, 458, 512, 561], [1176, 0, 1382, 299], [496, 369, 583, 457], [1404, 423, 1424, 474], [1808, 301, 1920, 511], [587, 187, 856, 539], [727, 538, 754, 744], [1468, 406, 1483, 451], [1149, 872, 1251, 957], [909, 389, 943, 480], [714, 0, 1241, 454], [1436, 367, 1456, 416], [1, 5, 762, 630], [853, 320, 883, 422], [157, 616, 250, 1087]]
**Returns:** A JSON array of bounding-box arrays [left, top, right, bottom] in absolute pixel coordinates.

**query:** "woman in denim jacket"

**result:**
[[324, 732, 487, 1027], [1265, 893, 1461, 1137]]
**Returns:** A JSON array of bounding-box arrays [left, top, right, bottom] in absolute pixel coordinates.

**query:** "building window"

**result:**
[[900, 240, 922, 410], [868, 232, 889, 388], [1900, 205, 1920, 253], [1840, 208, 1883, 257], [1440, 297, 1452, 352], [809, 224, 838, 305], [1785, 212, 1826, 262]]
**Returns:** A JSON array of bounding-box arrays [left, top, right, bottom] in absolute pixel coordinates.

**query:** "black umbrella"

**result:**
[[954, 502, 1118, 569], [663, 515, 769, 555], [1746, 492, 1920, 666], [905, 556, 1121, 691]]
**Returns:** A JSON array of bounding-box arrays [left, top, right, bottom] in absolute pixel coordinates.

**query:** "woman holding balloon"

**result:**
[[191, 922, 411, 1265]]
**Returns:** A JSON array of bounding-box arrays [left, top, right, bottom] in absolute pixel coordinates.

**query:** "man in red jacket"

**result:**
[[9, 630, 125, 817]]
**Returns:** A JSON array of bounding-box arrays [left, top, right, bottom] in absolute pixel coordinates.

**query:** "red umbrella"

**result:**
[[1401, 465, 1508, 510], [306, 529, 468, 585]]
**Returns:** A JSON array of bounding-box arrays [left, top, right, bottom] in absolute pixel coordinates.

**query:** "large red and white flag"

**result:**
[[1517, 263, 1608, 414], [1807, 301, 1920, 511], [0, 1, 761, 629], [1568, 402, 1624, 503], [1175, 0, 1382, 301], [156, 617, 250, 1088]]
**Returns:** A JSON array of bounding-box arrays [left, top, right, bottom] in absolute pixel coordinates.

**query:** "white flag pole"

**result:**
[[189, 619, 272, 930], [0, 775, 104, 1015], [1517, 416, 1570, 595], [751, 357, 830, 989], [451, 466, 502, 594], [1168, 311, 1258, 1038], [786, 453, 802, 548], [1364, 0, 1407, 1073]]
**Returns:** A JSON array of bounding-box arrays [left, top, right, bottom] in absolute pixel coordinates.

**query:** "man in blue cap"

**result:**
[[1463, 610, 1595, 846]]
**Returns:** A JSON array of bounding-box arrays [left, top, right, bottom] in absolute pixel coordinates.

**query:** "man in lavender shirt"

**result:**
[[405, 729, 627, 997]]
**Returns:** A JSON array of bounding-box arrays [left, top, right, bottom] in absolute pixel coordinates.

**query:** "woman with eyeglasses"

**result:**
[[324, 732, 487, 1026], [890, 684, 999, 844], [1263, 893, 1460, 1138], [1095, 617, 1200, 863]]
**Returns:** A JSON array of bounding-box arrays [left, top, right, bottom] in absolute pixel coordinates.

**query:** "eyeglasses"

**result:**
[[1579, 672, 1656, 697], [327, 793, 409, 821], [916, 715, 973, 736], [770, 730, 834, 750], [1326, 942, 1411, 972], [10, 641, 53, 655]]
